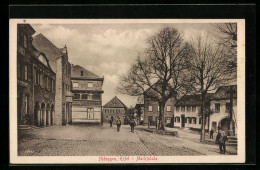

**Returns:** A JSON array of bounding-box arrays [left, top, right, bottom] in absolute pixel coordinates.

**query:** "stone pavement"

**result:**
[[18, 123, 237, 156]]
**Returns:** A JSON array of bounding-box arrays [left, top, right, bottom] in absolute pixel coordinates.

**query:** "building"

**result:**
[[144, 96, 175, 126], [103, 96, 127, 124], [17, 24, 56, 128], [71, 65, 104, 124], [32, 33, 73, 126], [209, 85, 237, 135], [174, 94, 207, 130], [143, 82, 176, 126], [17, 24, 35, 125], [31, 46, 56, 127]]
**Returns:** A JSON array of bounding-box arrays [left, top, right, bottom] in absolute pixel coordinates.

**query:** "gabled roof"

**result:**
[[213, 85, 237, 100], [71, 65, 102, 80], [103, 96, 127, 108], [31, 46, 54, 72], [175, 93, 214, 106], [32, 33, 64, 73]]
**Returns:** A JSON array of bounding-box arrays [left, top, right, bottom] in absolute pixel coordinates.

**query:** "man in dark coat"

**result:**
[[116, 117, 121, 132], [130, 117, 135, 133], [210, 129, 214, 139], [216, 129, 228, 154], [110, 116, 113, 127]]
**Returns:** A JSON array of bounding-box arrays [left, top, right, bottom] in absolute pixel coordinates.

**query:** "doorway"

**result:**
[[88, 108, 94, 119], [181, 115, 185, 127]]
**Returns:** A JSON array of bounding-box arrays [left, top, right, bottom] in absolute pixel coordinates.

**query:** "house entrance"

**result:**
[[181, 115, 185, 127]]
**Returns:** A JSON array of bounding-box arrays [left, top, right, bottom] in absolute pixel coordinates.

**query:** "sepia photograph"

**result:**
[[9, 19, 245, 164]]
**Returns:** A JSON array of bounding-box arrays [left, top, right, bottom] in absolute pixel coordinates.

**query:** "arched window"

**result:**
[[25, 95, 29, 114]]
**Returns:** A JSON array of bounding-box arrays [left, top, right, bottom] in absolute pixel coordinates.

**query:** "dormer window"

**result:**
[[81, 71, 83, 76]]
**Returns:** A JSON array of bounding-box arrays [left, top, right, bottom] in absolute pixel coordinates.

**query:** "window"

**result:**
[[81, 71, 83, 76], [24, 34, 27, 48], [24, 65, 28, 80], [25, 95, 29, 114], [165, 117, 171, 124], [82, 94, 88, 99], [92, 94, 101, 100], [187, 106, 191, 112], [166, 105, 171, 112], [176, 106, 180, 112], [192, 106, 196, 112], [199, 118, 202, 124], [226, 103, 230, 113], [192, 117, 197, 124], [74, 93, 80, 99], [215, 103, 220, 113], [73, 82, 79, 88], [181, 106, 185, 112], [175, 117, 180, 123], [88, 82, 93, 88], [185, 118, 187, 123], [148, 106, 153, 112], [157, 106, 160, 112]]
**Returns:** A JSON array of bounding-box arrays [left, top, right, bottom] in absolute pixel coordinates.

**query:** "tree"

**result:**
[[212, 23, 237, 73], [184, 35, 234, 142], [212, 23, 238, 136], [117, 27, 188, 130]]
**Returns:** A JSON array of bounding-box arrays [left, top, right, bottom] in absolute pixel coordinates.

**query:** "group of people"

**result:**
[[109, 116, 136, 133], [210, 128, 229, 154]]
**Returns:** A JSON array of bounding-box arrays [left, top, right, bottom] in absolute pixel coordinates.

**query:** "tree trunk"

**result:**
[[200, 93, 206, 142], [229, 86, 234, 135], [159, 103, 165, 130]]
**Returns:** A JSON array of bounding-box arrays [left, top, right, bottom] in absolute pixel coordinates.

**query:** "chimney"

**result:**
[[62, 45, 67, 54]]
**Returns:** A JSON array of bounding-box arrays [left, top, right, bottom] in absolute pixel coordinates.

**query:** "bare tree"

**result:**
[[212, 23, 237, 73], [212, 23, 238, 136], [184, 34, 234, 142], [117, 27, 188, 130]]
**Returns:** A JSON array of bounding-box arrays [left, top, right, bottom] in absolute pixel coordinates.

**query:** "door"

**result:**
[[88, 108, 94, 119], [212, 122, 217, 132], [181, 115, 185, 127]]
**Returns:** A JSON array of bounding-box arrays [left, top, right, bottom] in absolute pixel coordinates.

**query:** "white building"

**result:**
[[208, 85, 237, 135], [174, 94, 212, 130]]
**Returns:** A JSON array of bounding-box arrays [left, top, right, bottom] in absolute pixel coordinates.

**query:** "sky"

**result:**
[[31, 22, 215, 107]]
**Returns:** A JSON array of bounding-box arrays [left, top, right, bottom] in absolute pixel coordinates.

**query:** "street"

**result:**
[[18, 124, 236, 156]]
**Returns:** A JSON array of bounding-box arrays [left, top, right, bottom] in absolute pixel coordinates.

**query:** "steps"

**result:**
[[226, 136, 237, 148], [18, 124, 31, 130]]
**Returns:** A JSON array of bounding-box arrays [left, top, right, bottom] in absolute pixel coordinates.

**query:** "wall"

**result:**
[[209, 99, 237, 133], [71, 79, 103, 91], [143, 97, 175, 125], [103, 107, 126, 124], [174, 105, 203, 129]]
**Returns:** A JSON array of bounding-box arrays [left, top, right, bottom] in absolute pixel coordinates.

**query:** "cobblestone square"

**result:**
[[18, 124, 237, 156]]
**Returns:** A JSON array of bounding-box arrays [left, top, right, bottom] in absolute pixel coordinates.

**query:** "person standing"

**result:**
[[210, 129, 214, 139], [110, 116, 113, 127], [116, 117, 121, 132], [130, 118, 135, 133], [216, 129, 228, 154]]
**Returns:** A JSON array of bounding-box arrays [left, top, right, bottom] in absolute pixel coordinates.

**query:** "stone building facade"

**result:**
[[33, 33, 73, 126], [17, 24, 35, 125], [17, 24, 56, 127], [71, 65, 104, 123], [31, 47, 56, 127], [103, 96, 127, 125], [143, 96, 175, 126]]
